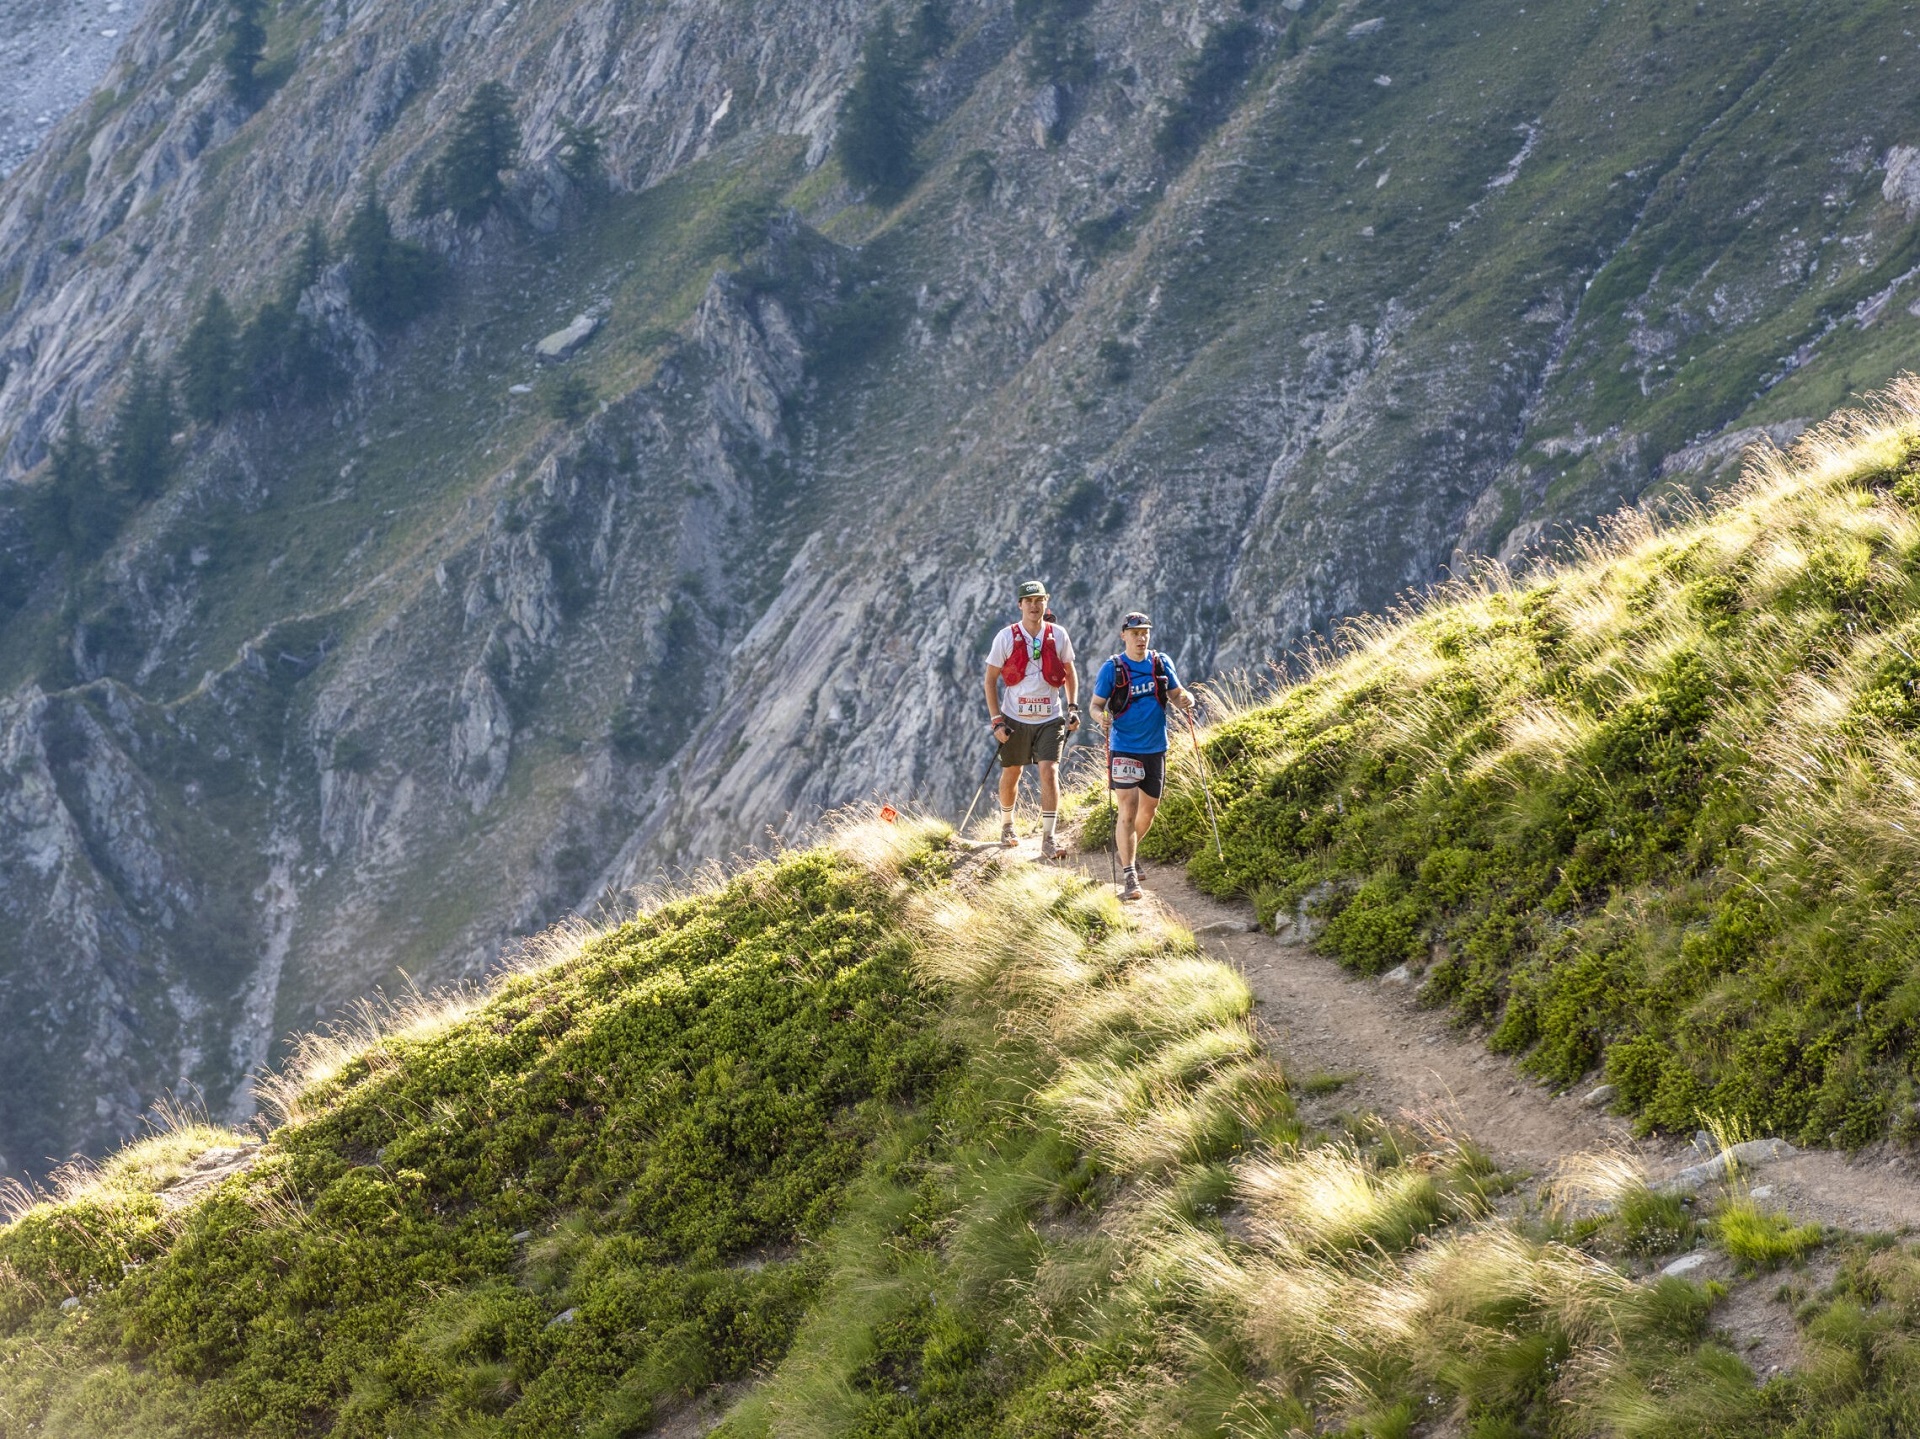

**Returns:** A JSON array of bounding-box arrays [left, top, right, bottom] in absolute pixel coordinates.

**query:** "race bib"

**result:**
[[1111, 756, 1146, 784], [1014, 695, 1054, 717]]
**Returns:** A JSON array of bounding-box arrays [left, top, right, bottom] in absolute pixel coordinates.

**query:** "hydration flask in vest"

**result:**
[[999, 623, 1069, 688]]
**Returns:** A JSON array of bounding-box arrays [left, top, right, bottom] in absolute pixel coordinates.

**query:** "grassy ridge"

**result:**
[[26, 821, 1920, 1433], [1139, 381, 1920, 1150], [0, 836, 953, 1437]]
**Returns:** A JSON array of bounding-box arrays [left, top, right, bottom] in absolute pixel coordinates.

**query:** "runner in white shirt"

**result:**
[[982, 580, 1080, 858]]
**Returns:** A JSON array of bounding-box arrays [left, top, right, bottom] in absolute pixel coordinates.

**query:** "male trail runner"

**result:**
[[983, 580, 1081, 858], [1091, 611, 1195, 901]]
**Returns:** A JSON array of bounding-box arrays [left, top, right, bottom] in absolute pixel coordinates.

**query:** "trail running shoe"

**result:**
[[1000, 822, 1018, 848], [1040, 833, 1062, 861], [1119, 868, 1142, 901]]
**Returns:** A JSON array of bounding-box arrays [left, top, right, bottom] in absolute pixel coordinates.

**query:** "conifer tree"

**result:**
[[107, 352, 176, 503], [419, 82, 520, 226], [836, 14, 922, 199], [287, 219, 329, 303], [908, 0, 952, 60], [178, 290, 241, 424], [225, 0, 268, 108], [27, 407, 114, 559], [556, 116, 605, 194], [229, 219, 339, 405], [345, 187, 442, 330]]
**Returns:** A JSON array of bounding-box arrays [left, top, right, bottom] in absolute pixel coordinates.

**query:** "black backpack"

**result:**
[[1105, 651, 1167, 716]]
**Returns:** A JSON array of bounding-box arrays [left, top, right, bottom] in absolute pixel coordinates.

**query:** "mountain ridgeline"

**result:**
[[0, 0, 1919, 1175]]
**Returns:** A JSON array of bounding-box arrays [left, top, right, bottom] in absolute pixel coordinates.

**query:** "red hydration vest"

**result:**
[[1000, 622, 1069, 688]]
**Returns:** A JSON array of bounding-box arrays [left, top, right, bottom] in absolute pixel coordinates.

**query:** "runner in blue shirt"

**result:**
[[1090, 611, 1195, 900]]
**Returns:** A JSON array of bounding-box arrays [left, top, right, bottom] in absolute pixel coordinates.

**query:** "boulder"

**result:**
[[534, 313, 601, 361], [1655, 1137, 1797, 1194]]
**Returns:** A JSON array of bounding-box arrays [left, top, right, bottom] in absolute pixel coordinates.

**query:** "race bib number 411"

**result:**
[[1111, 756, 1146, 784], [1015, 696, 1054, 717]]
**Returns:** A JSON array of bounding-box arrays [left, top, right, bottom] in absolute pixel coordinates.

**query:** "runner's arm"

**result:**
[[1168, 684, 1197, 713], [983, 664, 1010, 733], [1061, 659, 1081, 729]]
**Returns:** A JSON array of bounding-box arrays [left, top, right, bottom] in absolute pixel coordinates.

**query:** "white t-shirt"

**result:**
[[986, 622, 1075, 722]]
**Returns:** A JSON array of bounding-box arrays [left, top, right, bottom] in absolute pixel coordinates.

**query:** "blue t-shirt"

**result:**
[[1094, 652, 1183, 754]]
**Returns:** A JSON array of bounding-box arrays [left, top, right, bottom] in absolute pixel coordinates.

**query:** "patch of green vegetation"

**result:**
[[1137, 400, 1920, 1150], [1152, 19, 1264, 165], [26, 825, 1920, 1434], [835, 14, 924, 199], [1714, 1200, 1824, 1273], [0, 842, 956, 1435]]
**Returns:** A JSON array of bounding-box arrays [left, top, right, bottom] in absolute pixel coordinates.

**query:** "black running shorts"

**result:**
[[998, 716, 1065, 767], [1108, 750, 1165, 799]]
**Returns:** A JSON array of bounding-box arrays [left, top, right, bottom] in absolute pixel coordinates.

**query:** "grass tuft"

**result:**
[[1713, 1199, 1823, 1272]]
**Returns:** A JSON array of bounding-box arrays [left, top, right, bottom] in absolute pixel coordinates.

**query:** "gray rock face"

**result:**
[[0, 0, 152, 178], [1886, 145, 1920, 220], [0, 0, 1917, 1175]]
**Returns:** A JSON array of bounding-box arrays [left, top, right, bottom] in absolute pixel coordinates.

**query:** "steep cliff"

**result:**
[[1, 0, 1918, 1171]]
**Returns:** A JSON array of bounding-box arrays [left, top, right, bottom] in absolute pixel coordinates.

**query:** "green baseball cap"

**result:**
[[1017, 580, 1048, 599]]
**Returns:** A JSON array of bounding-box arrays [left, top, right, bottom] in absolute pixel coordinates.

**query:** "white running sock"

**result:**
[[1000, 806, 1016, 827], [1042, 810, 1058, 838]]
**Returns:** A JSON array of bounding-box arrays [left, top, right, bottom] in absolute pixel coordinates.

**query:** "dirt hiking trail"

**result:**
[[978, 834, 1920, 1239]]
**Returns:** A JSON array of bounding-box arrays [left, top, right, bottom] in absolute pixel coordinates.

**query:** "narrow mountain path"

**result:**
[[1002, 835, 1920, 1238]]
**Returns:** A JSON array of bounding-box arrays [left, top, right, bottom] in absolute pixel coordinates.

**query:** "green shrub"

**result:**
[[1017, 0, 1095, 89], [0, 849, 957, 1435], [555, 117, 606, 195], [1153, 20, 1262, 163], [541, 371, 596, 424], [23, 406, 118, 560]]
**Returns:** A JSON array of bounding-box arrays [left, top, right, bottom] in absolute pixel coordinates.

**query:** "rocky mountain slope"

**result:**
[[1, 0, 1919, 1174], [0, 0, 152, 178]]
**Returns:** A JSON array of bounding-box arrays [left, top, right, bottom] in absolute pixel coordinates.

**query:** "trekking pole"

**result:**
[[959, 745, 1000, 839], [1184, 710, 1225, 862], [1104, 725, 1118, 890]]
